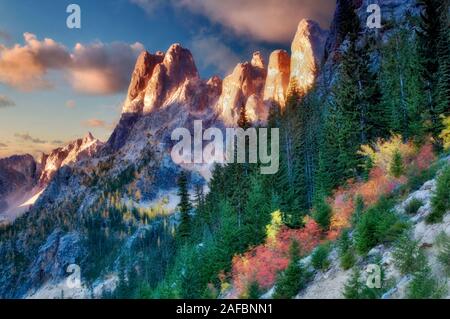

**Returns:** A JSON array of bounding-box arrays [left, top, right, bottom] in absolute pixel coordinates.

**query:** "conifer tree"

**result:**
[[273, 240, 307, 299], [343, 267, 364, 299], [417, 0, 450, 142], [177, 171, 192, 240], [389, 149, 404, 178], [312, 197, 332, 231]]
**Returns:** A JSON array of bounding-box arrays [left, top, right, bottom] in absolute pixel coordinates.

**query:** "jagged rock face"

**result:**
[[263, 49, 291, 109], [143, 44, 201, 113], [215, 52, 267, 124], [0, 154, 37, 211], [39, 133, 103, 186], [290, 19, 328, 95], [123, 51, 164, 114], [122, 43, 222, 118]]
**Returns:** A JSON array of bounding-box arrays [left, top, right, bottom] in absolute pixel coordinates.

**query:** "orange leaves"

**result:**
[[231, 219, 321, 296], [230, 137, 436, 297]]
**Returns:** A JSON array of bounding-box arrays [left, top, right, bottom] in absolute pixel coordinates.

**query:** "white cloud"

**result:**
[[0, 33, 144, 95], [132, 0, 335, 43]]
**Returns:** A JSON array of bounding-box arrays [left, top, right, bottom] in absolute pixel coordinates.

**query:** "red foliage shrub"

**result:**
[[231, 219, 321, 296], [230, 141, 436, 297]]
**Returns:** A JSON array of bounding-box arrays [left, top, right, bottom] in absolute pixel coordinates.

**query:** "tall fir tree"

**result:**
[[177, 171, 192, 240], [417, 0, 450, 142]]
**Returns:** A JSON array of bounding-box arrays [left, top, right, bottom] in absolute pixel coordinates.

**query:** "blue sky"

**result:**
[[0, 0, 335, 157]]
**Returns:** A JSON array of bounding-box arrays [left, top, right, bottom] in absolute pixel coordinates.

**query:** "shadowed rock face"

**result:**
[[38, 133, 103, 187], [0, 154, 38, 211]]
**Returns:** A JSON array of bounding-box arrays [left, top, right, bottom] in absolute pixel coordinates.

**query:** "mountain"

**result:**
[[0, 15, 329, 298], [38, 133, 103, 187], [0, 155, 38, 219], [1, 0, 445, 300], [0, 133, 103, 224]]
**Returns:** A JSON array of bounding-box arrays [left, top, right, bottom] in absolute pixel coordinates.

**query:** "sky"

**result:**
[[0, 0, 336, 158]]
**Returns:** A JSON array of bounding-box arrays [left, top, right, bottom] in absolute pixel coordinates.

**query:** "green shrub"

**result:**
[[407, 253, 447, 299], [338, 229, 356, 270], [343, 267, 364, 299], [354, 197, 405, 255], [404, 198, 423, 215], [312, 197, 332, 231], [389, 149, 405, 178], [392, 234, 422, 275], [340, 250, 356, 270], [436, 232, 450, 277], [273, 240, 308, 299], [427, 165, 450, 224], [246, 280, 262, 299], [311, 244, 331, 271]]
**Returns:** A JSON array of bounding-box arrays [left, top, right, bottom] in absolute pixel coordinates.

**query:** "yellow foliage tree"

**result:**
[[439, 116, 450, 151]]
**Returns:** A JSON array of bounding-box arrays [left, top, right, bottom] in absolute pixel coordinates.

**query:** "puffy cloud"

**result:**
[[82, 118, 112, 129], [69, 42, 144, 95], [14, 133, 47, 144], [132, 0, 335, 43], [190, 35, 240, 75], [0, 33, 70, 90], [0, 33, 144, 94], [0, 95, 15, 108]]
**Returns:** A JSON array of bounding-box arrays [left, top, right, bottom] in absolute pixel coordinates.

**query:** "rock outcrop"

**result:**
[[215, 52, 267, 124], [263, 50, 291, 109], [38, 133, 103, 186], [0, 154, 38, 213], [290, 19, 328, 95]]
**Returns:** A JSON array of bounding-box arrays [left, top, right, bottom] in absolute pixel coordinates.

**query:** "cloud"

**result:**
[[69, 42, 144, 95], [0, 33, 144, 94], [133, 0, 335, 43], [0, 142, 7, 148], [0, 95, 15, 108], [190, 35, 240, 75], [51, 140, 64, 145], [82, 118, 112, 129], [0, 33, 70, 90], [14, 133, 47, 144]]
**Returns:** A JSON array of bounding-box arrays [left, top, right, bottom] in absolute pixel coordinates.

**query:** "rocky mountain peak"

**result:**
[[251, 51, 265, 69], [214, 54, 267, 125], [290, 19, 327, 95], [263, 49, 291, 109], [38, 134, 103, 186]]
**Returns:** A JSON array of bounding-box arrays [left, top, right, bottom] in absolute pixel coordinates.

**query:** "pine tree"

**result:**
[[273, 240, 307, 299], [417, 0, 450, 142], [177, 171, 192, 240], [343, 267, 364, 299], [246, 280, 262, 299], [379, 25, 426, 141], [312, 197, 332, 231], [389, 149, 404, 178]]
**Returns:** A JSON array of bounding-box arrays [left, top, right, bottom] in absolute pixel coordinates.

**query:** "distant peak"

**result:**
[[84, 132, 95, 141], [251, 51, 265, 69]]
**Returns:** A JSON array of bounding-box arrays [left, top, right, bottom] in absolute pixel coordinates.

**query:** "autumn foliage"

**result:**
[[231, 216, 321, 296], [230, 136, 436, 297]]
